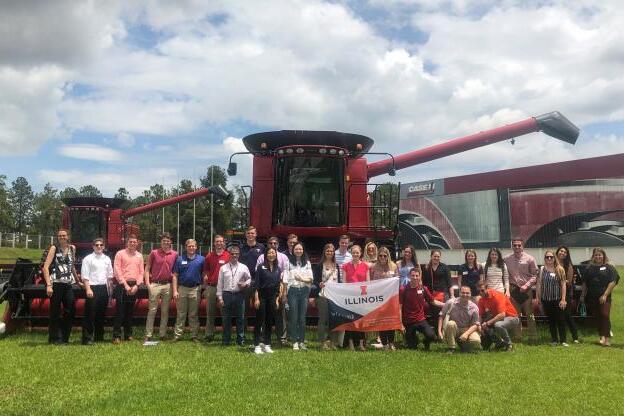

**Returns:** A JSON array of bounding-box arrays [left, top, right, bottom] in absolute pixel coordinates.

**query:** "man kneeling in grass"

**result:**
[[478, 281, 519, 351], [400, 268, 444, 350], [437, 285, 481, 353]]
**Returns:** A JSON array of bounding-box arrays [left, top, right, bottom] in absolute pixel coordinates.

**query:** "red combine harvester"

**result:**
[[228, 111, 579, 253], [61, 184, 228, 259], [0, 186, 228, 331], [0, 112, 579, 332]]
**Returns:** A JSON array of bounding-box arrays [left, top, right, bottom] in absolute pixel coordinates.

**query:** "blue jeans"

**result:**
[[222, 291, 245, 345], [287, 286, 310, 343]]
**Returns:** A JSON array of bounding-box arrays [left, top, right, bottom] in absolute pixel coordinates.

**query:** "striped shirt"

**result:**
[[335, 249, 352, 267], [484, 263, 509, 294], [539, 267, 562, 301]]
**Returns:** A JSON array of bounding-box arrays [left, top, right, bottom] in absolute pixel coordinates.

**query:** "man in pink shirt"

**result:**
[[112, 234, 145, 344], [144, 232, 177, 342], [504, 238, 538, 343]]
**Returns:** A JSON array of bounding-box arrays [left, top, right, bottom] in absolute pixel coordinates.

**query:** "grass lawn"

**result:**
[[1, 272, 623, 415], [0, 247, 44, 264]]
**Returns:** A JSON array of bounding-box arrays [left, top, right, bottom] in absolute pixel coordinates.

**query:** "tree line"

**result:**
[[0, 166, 247, 245]]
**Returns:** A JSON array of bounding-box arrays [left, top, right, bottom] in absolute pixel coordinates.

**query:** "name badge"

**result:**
[[600, 266, 606, 271], [181, 261, 188, 265], [549, 272, 555, 277], [219, 260, 225, 264], [462, 271, 468, 275], [417, 289, 423, 295]]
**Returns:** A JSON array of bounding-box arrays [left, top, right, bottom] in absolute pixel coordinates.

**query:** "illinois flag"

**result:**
[[324, 277, 401, 332]]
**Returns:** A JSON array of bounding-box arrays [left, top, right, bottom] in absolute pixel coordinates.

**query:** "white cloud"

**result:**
[[58, 143, 123, 162], [0, 65, 66, 153]]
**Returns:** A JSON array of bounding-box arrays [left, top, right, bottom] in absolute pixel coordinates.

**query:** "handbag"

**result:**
[[430, 267, 447, 303], [578, 302, 587, 317]]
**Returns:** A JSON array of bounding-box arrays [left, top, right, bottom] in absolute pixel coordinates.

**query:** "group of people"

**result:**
[[42, 227, 619, 352]]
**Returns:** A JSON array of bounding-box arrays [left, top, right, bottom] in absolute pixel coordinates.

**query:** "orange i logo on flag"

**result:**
[[360, 285, 368, 296]]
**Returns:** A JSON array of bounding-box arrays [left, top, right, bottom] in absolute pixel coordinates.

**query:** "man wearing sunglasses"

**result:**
[[478, 281, 519, 351], [504, 239, 538, 343], [81, 238, 113, 344]]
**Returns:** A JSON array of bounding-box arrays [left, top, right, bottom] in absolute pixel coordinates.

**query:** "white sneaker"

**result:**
[[299, 342, 307, 350], [254, 345, 264, 354], [561, 342, 569, 347], [292, 342, 299, 351], [263, 344, 274, 353]]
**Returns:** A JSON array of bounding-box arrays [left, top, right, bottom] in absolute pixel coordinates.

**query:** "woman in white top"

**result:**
[[283, 242, 313, 350], [483, 248, 509, 296]]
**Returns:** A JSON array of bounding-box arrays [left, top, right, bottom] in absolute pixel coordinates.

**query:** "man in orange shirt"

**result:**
[[478, 281, 519, 351]]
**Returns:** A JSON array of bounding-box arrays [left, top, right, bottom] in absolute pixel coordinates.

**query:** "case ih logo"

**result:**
[[406, 182, 435, 197], [360, 285, 368, 296]]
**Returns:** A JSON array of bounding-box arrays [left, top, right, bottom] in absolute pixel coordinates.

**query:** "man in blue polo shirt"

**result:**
[[172, 239, 205, 342]]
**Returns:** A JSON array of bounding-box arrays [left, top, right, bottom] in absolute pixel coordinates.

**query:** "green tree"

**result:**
[[32, 183, 63, 235], [8, 176, 34, 233], [59, 187, 80, 199], [79, 185, 102, 197], [114, 187, 129, 200], [0, 175, 13, 231]]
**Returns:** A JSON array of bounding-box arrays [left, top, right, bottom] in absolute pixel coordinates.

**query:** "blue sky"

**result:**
[[1, 0, 624, 196]]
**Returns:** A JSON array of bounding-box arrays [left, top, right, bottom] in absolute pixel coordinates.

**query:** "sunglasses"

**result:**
[[94, 243, 104, 247], [513, 244, 522, 248], [545, 255, 554, 259], [378, 254, 388, 258]]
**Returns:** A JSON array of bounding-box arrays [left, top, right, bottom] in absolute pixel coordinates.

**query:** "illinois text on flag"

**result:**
[[324, 277, 401, 332]]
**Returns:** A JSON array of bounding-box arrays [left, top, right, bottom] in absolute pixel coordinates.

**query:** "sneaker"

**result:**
[[505, 343, 515, 352], [112, 338, 121, 345], [293, 342, 299, 351], [573, 339, 580, 344], [125, 336, 134, 341], [299, 342, 307, 350], [263, 345, 274, 353], [561, 342, 569, 347], [143, 336, 152, 343], [173, 336, 181, 342], [254, 345, 264, 354], [446, 348, 455, 355]]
